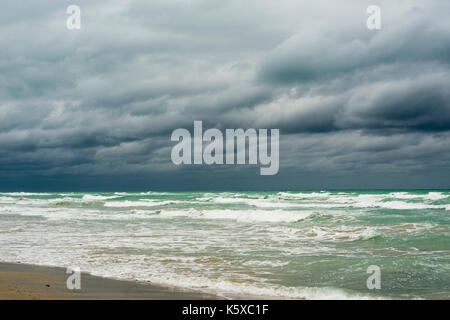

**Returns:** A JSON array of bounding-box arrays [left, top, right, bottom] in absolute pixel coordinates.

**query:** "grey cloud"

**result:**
[[259, 5, 450, 84], [1, 0, 450, 189]]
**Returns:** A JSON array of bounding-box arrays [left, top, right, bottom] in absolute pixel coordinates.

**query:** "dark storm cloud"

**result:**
[[248, 66, 450, 133], [255, 3, 450, 133], [1, 0, 450, 189]]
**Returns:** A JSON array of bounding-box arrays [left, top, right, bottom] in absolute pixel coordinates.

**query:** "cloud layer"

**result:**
[[1, 0, 450, 190]]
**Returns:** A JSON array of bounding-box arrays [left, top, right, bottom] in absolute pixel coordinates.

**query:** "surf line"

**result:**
[[171, 121, 279, 175]]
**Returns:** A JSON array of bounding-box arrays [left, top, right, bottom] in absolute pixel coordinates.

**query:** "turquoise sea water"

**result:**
[[0, 190, 449, 299]]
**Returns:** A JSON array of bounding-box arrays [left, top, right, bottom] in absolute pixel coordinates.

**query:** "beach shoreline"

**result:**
[[0, 261, 220, 300], [2, 190, 449, 299]]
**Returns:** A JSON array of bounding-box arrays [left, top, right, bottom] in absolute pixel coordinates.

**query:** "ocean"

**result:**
[[0, 190, 449, 299]]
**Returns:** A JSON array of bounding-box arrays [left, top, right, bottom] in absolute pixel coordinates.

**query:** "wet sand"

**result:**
[[0, 262, 219, 300]]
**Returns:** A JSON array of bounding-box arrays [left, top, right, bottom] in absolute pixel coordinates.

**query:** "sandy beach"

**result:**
[[0, 262, 218, 300]]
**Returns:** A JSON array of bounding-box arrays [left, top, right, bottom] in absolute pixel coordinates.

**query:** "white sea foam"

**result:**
[[73, 257, 380, 300], [0, 196, 16, 202], [0, 192, 52, 196], [82, 194, 119, 201], [369, 201, 440, 210], [139, 191, 173, 195], [277, 192, 331, 199], [301, 226, 382, 242], [104, 199, 184, 207], [137, 274, 378, 299], [386, 192, 448, 201], [424, 192, 448, 201], [387, 192, 422, 199], [243, 260, 290, 267], [157, 209, 314, 223], [211, 197, 300, 208]]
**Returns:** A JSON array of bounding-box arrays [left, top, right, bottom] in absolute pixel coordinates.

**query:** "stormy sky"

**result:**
[[1, 0, 450, 190]]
